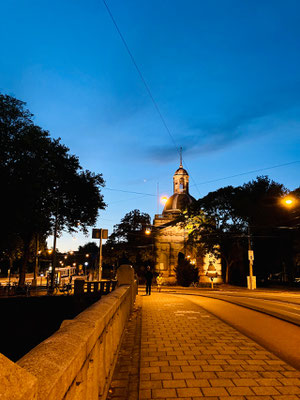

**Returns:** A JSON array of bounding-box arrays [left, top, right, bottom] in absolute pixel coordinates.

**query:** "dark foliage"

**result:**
[[0, 94, 106, 285], [183, 176, 300, 285], [175, 257, 199, 287], [104, 209, 154, 276]]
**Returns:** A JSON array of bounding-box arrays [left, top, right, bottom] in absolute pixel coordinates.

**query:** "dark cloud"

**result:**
[[147, 82, 300, 163]]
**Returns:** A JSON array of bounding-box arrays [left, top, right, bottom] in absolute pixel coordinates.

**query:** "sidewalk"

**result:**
[[109, 291, 300, 400]]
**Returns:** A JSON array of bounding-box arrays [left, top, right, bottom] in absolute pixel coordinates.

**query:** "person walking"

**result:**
[[145, 266, 153, 295], [156, 273, 164, 292]]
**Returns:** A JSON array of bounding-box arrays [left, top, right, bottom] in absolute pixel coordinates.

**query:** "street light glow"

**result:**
[[281, 196, 297, 208], [161, 196, 168, 205]]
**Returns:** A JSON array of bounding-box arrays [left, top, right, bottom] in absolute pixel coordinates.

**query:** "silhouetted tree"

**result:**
[[0, 94, 106, 285], [175, 255, 199, 287], [183, 176, 298, 285], [104, 209, 154, 275]]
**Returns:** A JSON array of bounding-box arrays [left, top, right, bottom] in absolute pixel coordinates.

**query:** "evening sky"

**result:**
[[1, 0, 299, 251]]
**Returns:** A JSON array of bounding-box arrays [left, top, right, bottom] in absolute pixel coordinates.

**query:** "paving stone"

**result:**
[[177, 387, 202, 397], [251, 386, 281, 395], [162, 379, 186, 388], [172, 372, 195, 380], [152, 388, 177, 398], [202, 386, 229, 396], [227, 386, 255, 395], [185, 378, 210, 387], [140, 380, 162, 389], [232, 378, 258, 386], [276, 385, 300, 394], [107, 292, 300, 400]]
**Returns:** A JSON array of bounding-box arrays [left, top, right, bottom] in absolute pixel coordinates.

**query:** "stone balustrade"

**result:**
[[0, 273, 137, 400]]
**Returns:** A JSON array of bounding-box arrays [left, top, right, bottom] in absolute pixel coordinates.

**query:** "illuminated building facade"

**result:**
[[153, 160, 222, 284]]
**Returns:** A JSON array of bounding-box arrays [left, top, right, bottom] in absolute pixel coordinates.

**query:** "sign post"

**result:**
[[92, 228, 108, 281], [247, 225, 256, 289]]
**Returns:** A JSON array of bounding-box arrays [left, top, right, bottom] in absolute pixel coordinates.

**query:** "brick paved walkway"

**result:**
[[109, 292, 300, 400]]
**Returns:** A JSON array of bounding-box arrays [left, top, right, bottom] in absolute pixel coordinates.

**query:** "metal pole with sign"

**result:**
[[247, 225, 256, 290], [92, 228, 108, 281]]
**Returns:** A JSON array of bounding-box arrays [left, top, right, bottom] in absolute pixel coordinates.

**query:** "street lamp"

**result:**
[[92, 228, 108, 280], [161, 196, 168, 205], [281, 195, 297, 208], [84, 261, 88, 276]]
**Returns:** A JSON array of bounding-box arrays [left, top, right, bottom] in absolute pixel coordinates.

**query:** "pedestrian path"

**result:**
[[108, 292, 300, 400]]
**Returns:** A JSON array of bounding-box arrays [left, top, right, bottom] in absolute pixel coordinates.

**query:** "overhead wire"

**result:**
[[102, 0, 201, 195], [192, 160, 300, 186], [104, 160, 300, 198]]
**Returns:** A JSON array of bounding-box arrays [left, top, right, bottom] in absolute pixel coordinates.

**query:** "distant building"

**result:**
[[153, 159, 222, 284]]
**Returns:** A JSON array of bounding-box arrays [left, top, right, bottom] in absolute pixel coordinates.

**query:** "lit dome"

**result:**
[[163, 193, 195, 214], [174, 166, 189, 176]]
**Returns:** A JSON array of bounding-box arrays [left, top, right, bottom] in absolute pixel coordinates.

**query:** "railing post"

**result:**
[[74, 278, 85, 296]]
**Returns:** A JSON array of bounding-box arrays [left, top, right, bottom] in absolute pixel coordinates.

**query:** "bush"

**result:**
[[175, 258, 199, 287]]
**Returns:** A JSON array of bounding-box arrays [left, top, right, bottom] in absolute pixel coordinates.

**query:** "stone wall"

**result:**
[[0, 282, 137, 400]]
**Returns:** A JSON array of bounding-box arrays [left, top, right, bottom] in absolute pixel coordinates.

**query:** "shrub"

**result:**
[[175, 258, 199, 287]]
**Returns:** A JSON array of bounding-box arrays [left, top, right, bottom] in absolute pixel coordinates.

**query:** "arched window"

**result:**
[[179, 179, 184, 192]]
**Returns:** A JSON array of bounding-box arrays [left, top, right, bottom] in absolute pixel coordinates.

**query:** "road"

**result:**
[[160, 286, 300, 325], [168, 290, 300, 371]]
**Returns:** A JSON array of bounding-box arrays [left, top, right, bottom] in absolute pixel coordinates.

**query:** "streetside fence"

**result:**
[[0, 265, 137, 400]]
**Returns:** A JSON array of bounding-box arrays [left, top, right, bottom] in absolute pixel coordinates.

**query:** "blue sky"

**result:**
[[1, 0, 300, 251]]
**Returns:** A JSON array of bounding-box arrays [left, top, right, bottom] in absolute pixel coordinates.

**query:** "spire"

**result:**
[[180, 147, 183, 167]]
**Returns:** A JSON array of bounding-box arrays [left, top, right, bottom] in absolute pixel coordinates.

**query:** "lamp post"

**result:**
[[92, 228, 108, 281], [279, 195, 299, 282], [247, 225, 255, 290], [50, 196, 59, 292]]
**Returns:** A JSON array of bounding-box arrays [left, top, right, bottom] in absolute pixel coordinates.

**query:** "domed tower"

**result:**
[[153, 152, 195, 281], [153, 151, 222, 284], [163, 155, 195, 214]]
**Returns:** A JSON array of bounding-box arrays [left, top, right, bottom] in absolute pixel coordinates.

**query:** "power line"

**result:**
[[193, 160, 300, 186], [104, 160, 300, 197], [104, 187, 155, 197], [102, 0, 201, 195]]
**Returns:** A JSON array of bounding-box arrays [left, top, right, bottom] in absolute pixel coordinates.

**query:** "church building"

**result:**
[[153, 159, 222, 284]]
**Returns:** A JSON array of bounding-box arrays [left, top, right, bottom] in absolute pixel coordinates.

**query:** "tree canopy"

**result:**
[[104, 209, 154, 275], [183, 176, 300, 284], [0, 94, 106, 284]]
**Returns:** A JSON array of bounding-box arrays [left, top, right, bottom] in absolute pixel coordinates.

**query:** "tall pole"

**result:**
[[157, 182, 159, 214], [50, 197, 59, 290], [248, 225, 253, 290], [34, 234, 39, 284], [98, 229, 103, 281]]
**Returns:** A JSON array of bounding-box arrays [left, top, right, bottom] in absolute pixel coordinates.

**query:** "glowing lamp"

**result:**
[[161, 196, 168, 205]]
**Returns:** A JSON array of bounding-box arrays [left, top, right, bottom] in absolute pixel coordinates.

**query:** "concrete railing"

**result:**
[[0, 277, 137, 400]]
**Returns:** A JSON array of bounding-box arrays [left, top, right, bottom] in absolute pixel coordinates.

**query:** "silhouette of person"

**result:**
[[145, 266, 153, 295]]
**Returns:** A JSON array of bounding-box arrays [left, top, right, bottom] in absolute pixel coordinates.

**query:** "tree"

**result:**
[[108, 209, 151, 243], [77, 242, 99, 277], [183, 186, 246, 283], [174, 254, 199, 287], [104, 209, 154, 275], [183, 176, 293, 285], [0, 94, 106, 285]]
